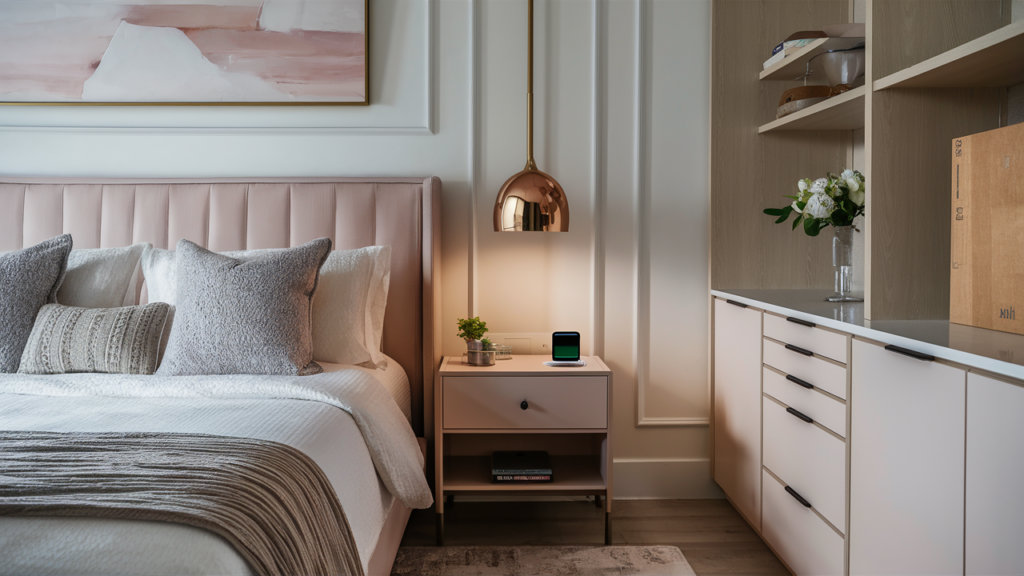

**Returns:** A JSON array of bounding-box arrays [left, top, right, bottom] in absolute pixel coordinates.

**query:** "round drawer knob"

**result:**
[[520, 400, 529, 410]]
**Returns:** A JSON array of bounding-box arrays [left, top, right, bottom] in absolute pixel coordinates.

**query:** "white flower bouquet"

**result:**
[[764, 168, 866, 236]]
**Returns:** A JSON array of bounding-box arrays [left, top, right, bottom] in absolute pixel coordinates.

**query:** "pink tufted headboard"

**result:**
[[0, 176, 442, 439]]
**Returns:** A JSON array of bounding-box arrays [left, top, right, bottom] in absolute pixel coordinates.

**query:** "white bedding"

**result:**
[[0, 365, 428, 576], [331, 354, 412, 424]]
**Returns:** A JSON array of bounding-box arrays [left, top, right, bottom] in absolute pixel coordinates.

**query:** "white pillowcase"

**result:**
[[58, 243, 150, 308], [312, 246, 391, 368], [141, 244, 392, 369]]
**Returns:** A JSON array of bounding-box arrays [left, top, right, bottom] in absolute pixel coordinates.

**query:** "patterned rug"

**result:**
[[391, 545, 695, 576]]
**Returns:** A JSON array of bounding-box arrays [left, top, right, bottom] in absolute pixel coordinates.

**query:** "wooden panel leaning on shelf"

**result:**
[[434, 355, 613, 546]]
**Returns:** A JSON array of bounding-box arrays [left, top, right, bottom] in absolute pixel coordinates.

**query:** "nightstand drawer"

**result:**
[[443, 376, 608, 430]]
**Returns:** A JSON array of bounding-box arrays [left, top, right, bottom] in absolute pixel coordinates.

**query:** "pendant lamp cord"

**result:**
[[525, 0, 537, 171]]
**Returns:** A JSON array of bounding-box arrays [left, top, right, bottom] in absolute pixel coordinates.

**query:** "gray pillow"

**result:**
[[156, 238, 332, 376], [18, 302, 171, 375], [0, 234, 73, 373]]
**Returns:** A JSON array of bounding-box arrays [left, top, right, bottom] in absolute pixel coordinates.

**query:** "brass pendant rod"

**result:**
[[525, 0, 537, 171]]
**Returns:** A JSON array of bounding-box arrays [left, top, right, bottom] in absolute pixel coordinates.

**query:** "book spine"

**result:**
[[493, 475, 553, 482], [950, 135, 971, 324], [762, 51, 785, 70]]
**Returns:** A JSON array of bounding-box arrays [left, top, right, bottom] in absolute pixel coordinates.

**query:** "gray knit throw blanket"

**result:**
[[0, 431, 363, 576]]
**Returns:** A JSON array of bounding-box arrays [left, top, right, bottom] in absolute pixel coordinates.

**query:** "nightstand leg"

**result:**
[[436, 512, 444, 546], [604, 512, 612, 545]]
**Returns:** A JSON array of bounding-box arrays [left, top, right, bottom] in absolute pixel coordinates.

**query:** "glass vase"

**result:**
[[826, 225, 863, 303]]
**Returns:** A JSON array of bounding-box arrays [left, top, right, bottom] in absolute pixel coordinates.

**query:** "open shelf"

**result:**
[[443, 455, 606, 492], [874, 20, 1024, 90], [758, 86, 865, 133], [760, 36, 866, 82]]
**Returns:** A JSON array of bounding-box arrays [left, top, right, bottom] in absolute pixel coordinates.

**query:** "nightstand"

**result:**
[[434, 354, 613, 545]]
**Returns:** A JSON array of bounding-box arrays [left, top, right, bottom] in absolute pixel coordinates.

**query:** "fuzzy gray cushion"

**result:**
[[18, 302, 171, 375], [156, 238, 332, 376], [0, 234, 73, 373]]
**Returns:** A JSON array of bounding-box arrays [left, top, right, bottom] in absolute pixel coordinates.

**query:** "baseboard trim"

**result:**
[[613, 458, 725, 500]]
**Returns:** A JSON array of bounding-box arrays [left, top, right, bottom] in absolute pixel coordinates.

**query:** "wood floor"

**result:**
[[399, 499, 790, 576]]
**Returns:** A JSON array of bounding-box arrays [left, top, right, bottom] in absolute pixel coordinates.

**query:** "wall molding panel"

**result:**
[[591, 0, 607, 359], [634, 0, 710, 428]]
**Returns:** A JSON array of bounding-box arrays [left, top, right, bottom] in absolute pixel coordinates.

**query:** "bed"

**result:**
[[0, 177, 442, 576]]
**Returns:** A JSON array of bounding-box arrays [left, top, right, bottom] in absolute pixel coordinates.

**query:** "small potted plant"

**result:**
[[457, 317, 495, 366]]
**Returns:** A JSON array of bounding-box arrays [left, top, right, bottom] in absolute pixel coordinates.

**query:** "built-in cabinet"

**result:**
[[711, 294, 1024, 575], [712, 298, 762, 529], [711, 0, 1022, 320], [849, 339, 966, 575], [965, 372, 1024, 576]]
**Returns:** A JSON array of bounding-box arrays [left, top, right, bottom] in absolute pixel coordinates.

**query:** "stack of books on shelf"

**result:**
[[491, 450, 552, 483], [761, 24, 866, 70], [762, 30, 823, 69]]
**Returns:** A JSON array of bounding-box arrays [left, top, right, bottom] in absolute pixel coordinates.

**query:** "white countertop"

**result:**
[[712, 289, 1024, 381]]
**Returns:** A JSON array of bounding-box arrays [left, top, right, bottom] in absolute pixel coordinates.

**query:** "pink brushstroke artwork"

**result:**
[[0, 1, 366, 103]]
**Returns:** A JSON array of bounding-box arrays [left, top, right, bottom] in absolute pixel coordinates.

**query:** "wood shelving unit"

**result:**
[[712, 0, 1019, 321], [443, 455, 605, 492], [759, 36, 866, 82], [874, 19, 1024, 90], [758, 86, 865, 133]]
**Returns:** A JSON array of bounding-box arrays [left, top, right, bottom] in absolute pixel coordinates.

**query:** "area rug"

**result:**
[[391, 545, 695, 576]]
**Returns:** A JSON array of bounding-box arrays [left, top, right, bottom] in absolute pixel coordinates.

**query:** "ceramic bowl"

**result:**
[[821, 49, 866, 87]]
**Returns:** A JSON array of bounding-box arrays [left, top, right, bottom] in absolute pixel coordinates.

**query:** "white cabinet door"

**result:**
[[713, 298, 762, 529], [850, 339, 966, 575], [966, 372, 1024, 575]]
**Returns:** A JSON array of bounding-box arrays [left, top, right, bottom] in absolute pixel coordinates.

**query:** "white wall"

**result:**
[[0, 0, 716, 499]]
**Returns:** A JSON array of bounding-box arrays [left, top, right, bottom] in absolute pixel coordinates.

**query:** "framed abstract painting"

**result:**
[[0, 0, 368, 105]]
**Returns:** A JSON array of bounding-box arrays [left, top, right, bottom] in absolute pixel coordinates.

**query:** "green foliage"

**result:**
[[457, 317, 489, 341]]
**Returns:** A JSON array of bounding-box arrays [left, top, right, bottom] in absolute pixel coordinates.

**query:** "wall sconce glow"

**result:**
[[493, 0, 569, 232]]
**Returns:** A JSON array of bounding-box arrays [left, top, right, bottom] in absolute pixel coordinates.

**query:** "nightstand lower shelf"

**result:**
[[443, 455, 607, 493]]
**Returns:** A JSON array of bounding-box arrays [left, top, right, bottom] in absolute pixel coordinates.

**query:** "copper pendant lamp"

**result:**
[[493, 0, 569, 232]]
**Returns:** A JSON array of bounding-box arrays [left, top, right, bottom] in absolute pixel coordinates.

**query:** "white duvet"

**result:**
[[0, 367, 432, 576]]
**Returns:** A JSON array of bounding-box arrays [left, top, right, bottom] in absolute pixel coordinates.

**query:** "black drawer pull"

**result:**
[[726, 299, 747, 308], [785, 486, 812, 508], [786, 374, 814, 389], [786, 317, 816, 328], [785, 343, 814, 357], [520, 400, 529, 410], [786, 407, 814, 424], [884, 344, 935, 362]]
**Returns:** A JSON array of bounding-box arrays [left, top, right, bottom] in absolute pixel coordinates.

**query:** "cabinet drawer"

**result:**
[[762, 469, 845, 576], [764, 366, 846, 437], [763, 338, 847, 400], [763, 395, 846, 530], [443, 376, 608, 430], [764, 313, 847, 364]]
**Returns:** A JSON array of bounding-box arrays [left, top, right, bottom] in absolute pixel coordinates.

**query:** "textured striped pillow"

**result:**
[[18, 302, 171, 375]]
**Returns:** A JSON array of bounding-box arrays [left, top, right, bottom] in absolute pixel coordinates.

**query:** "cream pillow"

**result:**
[[142, 244, 392, 369], [59, 243, 149, 308], [311, 246, 391, 368]]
